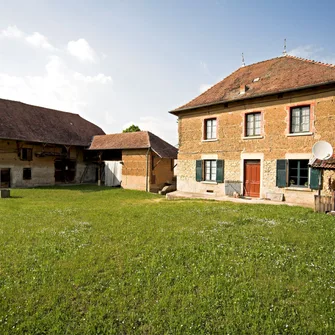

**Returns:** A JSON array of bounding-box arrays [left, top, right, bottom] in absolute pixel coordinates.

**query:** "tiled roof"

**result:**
[[311, 155, 335, 170], [172, 55, 335, 113], [89, 131, 178, 159], [0, 98, 105, 146]]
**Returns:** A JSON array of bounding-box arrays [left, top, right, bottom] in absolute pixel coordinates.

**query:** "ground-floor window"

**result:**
[[23, 168, 32, 180], [276, 159, 320, 189], [288, 160, 309, 187], [204, 160, 217, 181], [196, 159, 224, 183]]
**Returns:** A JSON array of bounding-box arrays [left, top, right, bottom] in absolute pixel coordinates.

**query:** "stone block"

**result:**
[[0, 189, 10, 198], [266, 192, 284, 202]]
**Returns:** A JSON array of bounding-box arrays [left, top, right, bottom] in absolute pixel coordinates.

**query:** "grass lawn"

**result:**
[[1, 186, 335, 334]]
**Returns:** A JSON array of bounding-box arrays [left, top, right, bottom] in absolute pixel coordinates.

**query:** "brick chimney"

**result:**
[[240, 84, 246, 95]]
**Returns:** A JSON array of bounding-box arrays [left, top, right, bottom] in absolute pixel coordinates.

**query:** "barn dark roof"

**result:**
[[89, 131, 178, 159], [171, 55, 335, 114], [0, 98, 105, 146]]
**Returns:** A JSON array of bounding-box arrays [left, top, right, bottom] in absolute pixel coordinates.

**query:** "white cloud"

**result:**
[[74, 72, 112, 84], [199, 83, 212, 93], [67, 38, 97, 63], [0, 25, 23, 39], [25, 32, 56, 51], [0, 56, 112, 116], [288, 45, 324, 59]]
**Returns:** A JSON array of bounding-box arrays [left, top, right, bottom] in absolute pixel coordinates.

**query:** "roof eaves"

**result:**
[[169, 80, 335, 115]]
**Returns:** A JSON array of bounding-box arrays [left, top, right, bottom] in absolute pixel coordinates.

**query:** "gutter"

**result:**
[[169, 80, 335, 115]]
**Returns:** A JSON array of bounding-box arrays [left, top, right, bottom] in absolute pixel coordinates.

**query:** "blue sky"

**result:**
[[1, 0, 335, 145]]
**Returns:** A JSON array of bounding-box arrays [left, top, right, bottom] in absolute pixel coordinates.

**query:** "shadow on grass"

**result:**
[[34, 184, 122, 193]]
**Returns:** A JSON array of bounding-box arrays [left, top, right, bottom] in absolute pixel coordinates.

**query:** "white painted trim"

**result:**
[[240, 153, 264, 198], [202, 139, 218, 142], [201, 154, 218, 160], [242, 136, 264, 140], [285, 153, 312, 159], [286, 132, 313, 137]]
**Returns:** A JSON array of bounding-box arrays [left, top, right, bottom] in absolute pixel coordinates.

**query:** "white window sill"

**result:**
[[286, 132, 313, 137], [201, 181, 218, 185], [242, 135, 263, 140], [285, 187, 313, 192], [202, 139, 218, 142]]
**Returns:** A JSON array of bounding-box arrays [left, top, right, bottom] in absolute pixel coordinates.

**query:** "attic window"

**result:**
[[21, 148, 33, 161], [252, 77, 260, 82]]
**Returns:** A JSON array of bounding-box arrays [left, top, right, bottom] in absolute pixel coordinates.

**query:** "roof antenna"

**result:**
[[241, 52, 245, 67], [283, 38, 287, 56]]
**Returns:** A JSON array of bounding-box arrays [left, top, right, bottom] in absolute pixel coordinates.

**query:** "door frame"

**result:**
[[0, 168, 11, 188], [243, 159, 261, 197], [240, 153, 264, 198]]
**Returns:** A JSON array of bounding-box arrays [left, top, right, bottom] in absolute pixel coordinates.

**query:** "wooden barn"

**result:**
[[88, 131, 178, 192], [0, 98, 104, 188]]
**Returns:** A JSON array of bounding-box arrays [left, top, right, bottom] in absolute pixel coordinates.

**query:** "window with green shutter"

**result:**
[[288, 160, 309, 187], [196, 159, 224, 183], [309, 168, 321, 190], [276, 159, 288, 187], [216, 160, 224, 183], [196, 160, 203, 182]]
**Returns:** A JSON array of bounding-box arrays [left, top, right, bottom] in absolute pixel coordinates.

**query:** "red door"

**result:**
[[244, 160, 260, 197]]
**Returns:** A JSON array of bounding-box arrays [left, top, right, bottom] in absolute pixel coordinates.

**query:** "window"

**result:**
[[23, 168, 32, 180], [204, 160, 217, 181], [21, 148, 33, 161], [290, 106, 310, 133], [196, 160, 224, 183], [276, 159, 320, 189], [288, 160, 309, 187], [246, 112, 261, 136], [204, 118, 217, 140]]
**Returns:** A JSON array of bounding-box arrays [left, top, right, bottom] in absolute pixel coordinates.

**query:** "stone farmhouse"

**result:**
[[88, 131, 178, 192], [0, 98, 105, 188], [170, 55, 335, 206]]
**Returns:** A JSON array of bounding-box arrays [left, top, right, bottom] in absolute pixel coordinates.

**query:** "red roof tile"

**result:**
[[89, 131, 178, 159], [172, 55, 335, 113], [311, 155, 335, 170]]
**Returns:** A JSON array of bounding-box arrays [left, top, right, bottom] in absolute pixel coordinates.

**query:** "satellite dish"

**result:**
[[312, 141, 333, 160]]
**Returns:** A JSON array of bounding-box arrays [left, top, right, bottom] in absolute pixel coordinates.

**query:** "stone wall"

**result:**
[[121, 149, 149, 191], [176, 87, 335, 205], [0, 139, 96, 187]]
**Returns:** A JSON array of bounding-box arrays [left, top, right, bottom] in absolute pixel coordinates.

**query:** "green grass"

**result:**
[[0, 186, 335, 334]]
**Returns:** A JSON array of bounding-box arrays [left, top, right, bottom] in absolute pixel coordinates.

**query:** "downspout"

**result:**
[[146, 147, 151, 192]]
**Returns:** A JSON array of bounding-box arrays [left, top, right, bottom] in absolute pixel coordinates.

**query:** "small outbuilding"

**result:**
[[88, 131, 178, 192]]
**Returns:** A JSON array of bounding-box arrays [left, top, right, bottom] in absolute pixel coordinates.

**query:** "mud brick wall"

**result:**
[[176, 87, 335, 205]]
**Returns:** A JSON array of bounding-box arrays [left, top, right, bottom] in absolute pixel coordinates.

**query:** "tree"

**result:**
[[123, 124, 141, 133]]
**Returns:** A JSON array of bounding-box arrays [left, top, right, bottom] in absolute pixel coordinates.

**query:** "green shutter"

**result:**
[[196, 160, 203, 182], [276, 159, 288, 187], [309, 168, 321, 190], [216, 160, 224, 183]]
